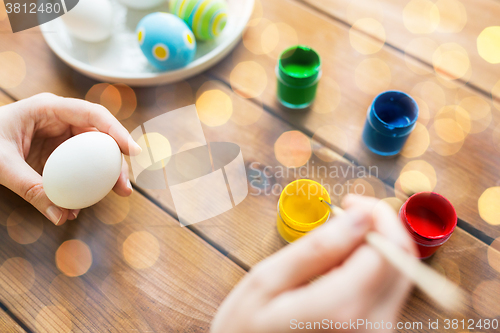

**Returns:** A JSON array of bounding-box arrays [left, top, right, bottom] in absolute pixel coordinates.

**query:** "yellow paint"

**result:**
[[277, 179, 331, 243]]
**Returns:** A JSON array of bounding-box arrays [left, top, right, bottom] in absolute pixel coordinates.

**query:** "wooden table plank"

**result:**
[[299, 0, 500, 101], [0, 183, 245, 332], [0, 3, 498, 241], [126, 78, 500, 324], [0, 310, 25, 333], [207, 0, 500, 239]]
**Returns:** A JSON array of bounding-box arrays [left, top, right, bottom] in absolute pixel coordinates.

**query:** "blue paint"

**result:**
[[362, 91, 419, 156]]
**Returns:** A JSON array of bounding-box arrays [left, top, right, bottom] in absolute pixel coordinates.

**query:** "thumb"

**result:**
[[0, 151, 67, 225]]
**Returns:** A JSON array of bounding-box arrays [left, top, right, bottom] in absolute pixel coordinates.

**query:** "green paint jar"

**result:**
[[276, 45, 322, 109]]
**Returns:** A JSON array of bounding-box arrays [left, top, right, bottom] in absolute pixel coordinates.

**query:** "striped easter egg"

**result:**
[[170, 0, 228, 41]]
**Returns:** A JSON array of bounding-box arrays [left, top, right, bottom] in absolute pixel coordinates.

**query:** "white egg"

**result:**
[[61, 0, 114, 42], [43, 132, 122, 210], [119, 0, 166, 10]]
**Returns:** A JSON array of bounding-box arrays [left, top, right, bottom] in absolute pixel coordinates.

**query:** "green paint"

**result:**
[[283, 63, 318, 78], [276, 45, 321, 109]]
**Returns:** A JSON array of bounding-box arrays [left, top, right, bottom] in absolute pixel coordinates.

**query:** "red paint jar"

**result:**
[[399, 192, 457, 259]]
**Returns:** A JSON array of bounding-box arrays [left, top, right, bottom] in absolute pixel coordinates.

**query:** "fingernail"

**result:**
[[127, 179, 133, 192], [128, 136, 142, 156], [47, 206, 62, 225], [72, 210, 80, 220]]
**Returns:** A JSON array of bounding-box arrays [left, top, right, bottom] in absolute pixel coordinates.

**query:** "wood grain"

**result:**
[[0, 311, 25, 333], [123, 78, 500, 324], [299, 0, 500, 100], [0, 2, 498, 239], [0, 185, 245, 332], [207, 0, 500, 239]]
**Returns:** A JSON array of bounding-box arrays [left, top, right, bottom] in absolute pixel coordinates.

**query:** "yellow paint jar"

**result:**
[[277, 179, 331, 243]]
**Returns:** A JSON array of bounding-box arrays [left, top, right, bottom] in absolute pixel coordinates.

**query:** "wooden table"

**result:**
[[1, 0, 500, 331]]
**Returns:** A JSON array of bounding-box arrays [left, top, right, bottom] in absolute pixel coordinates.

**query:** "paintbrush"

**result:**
[[319, 197, 466, 312]]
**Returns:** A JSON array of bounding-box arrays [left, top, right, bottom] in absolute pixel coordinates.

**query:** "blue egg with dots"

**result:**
[[136, 13, 196, 71]]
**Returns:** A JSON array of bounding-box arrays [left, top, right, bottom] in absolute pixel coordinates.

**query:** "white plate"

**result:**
[[40, 0, 254, 86]]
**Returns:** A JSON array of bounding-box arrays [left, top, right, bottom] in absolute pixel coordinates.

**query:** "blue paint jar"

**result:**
[[362, 91, 419, 156]]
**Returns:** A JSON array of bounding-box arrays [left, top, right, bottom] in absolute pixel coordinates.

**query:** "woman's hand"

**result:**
[[211, 195, 418, 333], [0, 93, 141, 226]]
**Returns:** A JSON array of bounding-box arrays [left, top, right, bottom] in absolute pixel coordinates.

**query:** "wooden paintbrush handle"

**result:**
[[366, 232, 464, 312]]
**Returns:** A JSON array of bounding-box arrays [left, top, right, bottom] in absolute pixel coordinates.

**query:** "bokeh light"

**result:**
[[100, 84, 122, 116], [312, 76, 341, 114], [435, 0, 467, 33], [354, 58, 391, 95], [312, 125, 349, 159], [243, 18, 272, 55], [56, 240, 93, 277], [404, 38, 438, 75], [487, 237, 500, 274], [135, 132, 172, 171], [86, 83, 137, 120], [0, 52, 26, 89], [49, 275, 87, 310], [123, 231, 160, 270], [274, 131, 312, 168], [93, 191, 130, 225], [0, 257, 35, 295], [230, 61, 268, 98], [400, 123, 430, 158], [230, 94, 263, 126], [477, 26, 500, 64], [260, 23, 279, 55], [432, 43, 470, 81], [433, 105, 471, 142], [35, 305, 72, 333], [7, 206, 44, 244], [196, 89, 233, 127], [114, 84, 138, 120], [380, 197, 405, 213], [349, 18, 386, 55], [410, 81, 446, 113], [263, 22, 298, 60], [478, 187, 500, 225], [472, 280, 500, 317], [396, 160, 437, 195], [403, 0, 440, 34], [458, 96, 491, 133], [429, 104, 470, 156]]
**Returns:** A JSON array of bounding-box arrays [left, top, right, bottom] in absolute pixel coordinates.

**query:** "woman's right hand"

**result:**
[[211, 195, 418, 333]]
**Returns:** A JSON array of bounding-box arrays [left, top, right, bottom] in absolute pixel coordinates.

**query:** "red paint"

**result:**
[[400, 192, 457, 259]]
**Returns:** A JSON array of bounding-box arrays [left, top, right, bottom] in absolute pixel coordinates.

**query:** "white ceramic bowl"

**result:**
[[40, 0, 254, 86]]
